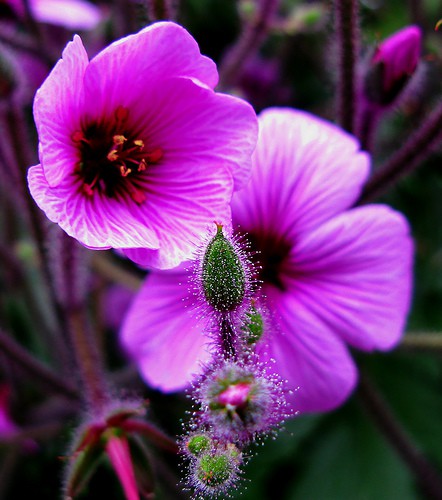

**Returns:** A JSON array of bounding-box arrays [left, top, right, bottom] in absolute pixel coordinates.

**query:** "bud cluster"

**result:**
[[181, 224, 291, 498]]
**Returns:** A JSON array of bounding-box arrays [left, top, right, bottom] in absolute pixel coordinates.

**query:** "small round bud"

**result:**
[[242, 303, 264, 345], [197, 453, 232, 487], [202, 225, 246, 312], [196, 360, 288, 444], [189, 443, 242, 496], [186, 434, 212, 457]]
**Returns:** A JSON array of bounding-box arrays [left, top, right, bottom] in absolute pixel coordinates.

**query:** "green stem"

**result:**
[[358, 373, 442, 500], [0, 328, 78, 400], [399, 333, 442, 352]]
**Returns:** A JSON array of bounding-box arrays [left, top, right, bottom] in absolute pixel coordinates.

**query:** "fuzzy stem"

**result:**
[[67, 306, 108, 411], [358, 373, 442, 499], [357, 101, 381, 153], [399, 333, 442, 352], [0, 328, 78, 400], [60, 235, 108, 412], [122, 420, 179, 454], [357, 101, 442, 204], [217, 0, 279, 91], [219, 316, 238, 360], [333, 0, 360, 134]]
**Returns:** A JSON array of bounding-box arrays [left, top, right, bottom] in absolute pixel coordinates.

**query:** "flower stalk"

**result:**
[[333, 0, 360, 134]]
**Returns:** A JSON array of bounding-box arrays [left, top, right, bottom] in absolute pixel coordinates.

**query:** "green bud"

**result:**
[[186, 434, 212, 456], [242, 304, 264, 345], [202, 225, 246, 312], [196, 453, 233, 487]]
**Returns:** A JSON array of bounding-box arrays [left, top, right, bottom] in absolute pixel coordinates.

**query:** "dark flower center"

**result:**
[[246, 232, 292, 291], [72, 107, 162, 203]]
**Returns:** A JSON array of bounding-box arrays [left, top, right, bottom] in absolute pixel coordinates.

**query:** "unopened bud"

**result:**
[[202, 225, 247, 312], [186, 434, 212, 457], [364, 25, 421, 106], [242, 303, 264, 345]]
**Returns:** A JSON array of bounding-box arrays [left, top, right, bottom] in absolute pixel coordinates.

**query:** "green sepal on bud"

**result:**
[[242, 303, 264, 345], [186, 434, 213, 456], [202, 224, 246, 312], [197, 453, 232, 486]]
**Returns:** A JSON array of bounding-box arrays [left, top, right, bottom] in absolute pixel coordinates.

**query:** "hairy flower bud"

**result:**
[[189, 441, 242, 496], [202, 225, 247, 312], [195, 360, 288, 444], [185, 433, 213, 457], [241, 302, 264, 345], [364, 25, 421, 106]]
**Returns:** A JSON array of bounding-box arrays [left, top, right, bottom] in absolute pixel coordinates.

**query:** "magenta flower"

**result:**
[[28, 22, 258, 269], [120, 108, 413, 413], [365, 25, 422, 106], [6, 0, 102, 30]]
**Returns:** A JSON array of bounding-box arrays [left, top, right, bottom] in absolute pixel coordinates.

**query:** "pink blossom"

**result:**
[[120, 108, 413, 413], [28, 22, 258, 269], [6, 0, 103, 30]]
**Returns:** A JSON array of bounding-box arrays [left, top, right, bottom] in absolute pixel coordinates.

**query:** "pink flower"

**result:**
[[28, 22, 258, 269], [6, 0, 103, 30], [120, 108, 413, 413]]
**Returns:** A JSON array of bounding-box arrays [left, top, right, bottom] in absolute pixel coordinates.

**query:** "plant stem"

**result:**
[[217, 0, 279, 91], [0, 328, 78, 400], [358, 373, 442, 500], [357, 101, 442, 204], [333, 0, 360, 134], [399, 332, 442, 352]]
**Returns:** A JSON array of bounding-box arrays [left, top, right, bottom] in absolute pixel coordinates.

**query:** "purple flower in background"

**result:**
[[6, 0, 102, 30], [120, 108, 413, 413], [28, 22, 258, 269], [364, 25, 422, 106]]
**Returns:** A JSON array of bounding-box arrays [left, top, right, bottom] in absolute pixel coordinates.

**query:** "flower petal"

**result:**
[[30, 0, 102, 30], [33, 35, 88, 187], [84, 22, 218, 119], [286, 205, 413, 350], [28, 164, 159, 249], [120, 266, 210, 391], [129, 76, 257, 191], [231, 108, 370, 239], [258, 287, 358, 413]]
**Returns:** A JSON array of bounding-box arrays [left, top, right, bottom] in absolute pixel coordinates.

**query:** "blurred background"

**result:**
[[1, 1, 442, 499]]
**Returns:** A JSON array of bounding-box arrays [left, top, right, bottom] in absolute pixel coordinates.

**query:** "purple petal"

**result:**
[[120, 266, 210, 392], [28, 165, 160, 249], [286, 205, 413, 350], [30, 0, 102, 30], [84, 22, 218, 119], [258, 287, 358, 413], [33, 35, 88, 187], [232, 108, 370, 238], [130, 76, 257, 191]]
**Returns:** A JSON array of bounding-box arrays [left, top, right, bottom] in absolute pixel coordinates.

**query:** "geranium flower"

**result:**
[[28, 22, 258, 269], [120, 108, 413, 413], [5, 0, 102, 30]]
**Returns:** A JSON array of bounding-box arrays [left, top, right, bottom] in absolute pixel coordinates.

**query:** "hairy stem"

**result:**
[[218, 0, 279, 91], [357, 101, 442, 204], [0, 328, 78, 400], [358, 373, 442, 499], [333, 0, 360, 134]]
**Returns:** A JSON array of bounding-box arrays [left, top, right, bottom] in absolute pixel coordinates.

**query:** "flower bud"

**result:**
[[202, 224, 247, 312], [191, 443, 242, 496], [196, 360, 287, 443], [186, 433, 213, 457], [364, 25, 421, 106], [241, 302, 264, 345]]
